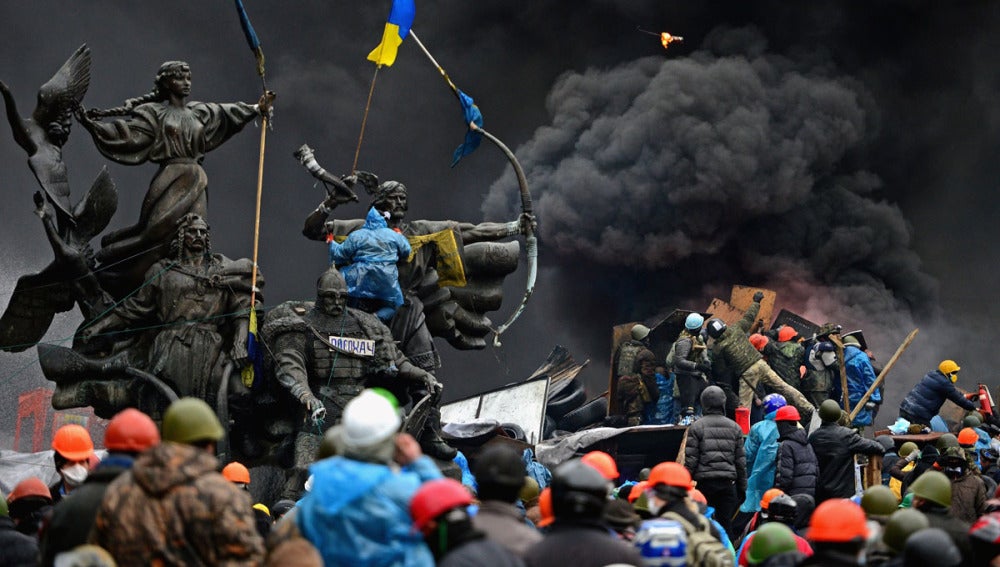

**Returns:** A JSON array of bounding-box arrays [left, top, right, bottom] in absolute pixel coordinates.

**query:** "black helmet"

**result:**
[[765, 494, 798, 525], [706, 318, 727, 339], [473, 444, 526, 488], [550, 459, 609, 520], [902, 528, 961, 567]]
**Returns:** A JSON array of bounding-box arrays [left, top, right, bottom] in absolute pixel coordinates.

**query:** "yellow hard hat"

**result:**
[[938, 360, 960, 381]]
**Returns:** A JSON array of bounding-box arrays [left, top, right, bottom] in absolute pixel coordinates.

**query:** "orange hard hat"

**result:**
[[958, 427, 979, 447], [774, 406, 801, 422], [628, 481, 648, 503], [537, 487, 555, 527], [52, 424, 95, 461], [105, 408, 161, 453], [777, 326, 798, 343], [749, 334, 769, 352], [689, 488, 708, 505], [648, 462, 693, 491], [807, 498, 870, 542], [581, 451, 620, 480], [761, 488, 785, 509], [410, 478, 473, 533], [8, 477, 53, 503], [222, 462, 251, 485]]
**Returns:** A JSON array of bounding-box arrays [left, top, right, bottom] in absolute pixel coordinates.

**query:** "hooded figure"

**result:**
[[329, 206, 412, 321]]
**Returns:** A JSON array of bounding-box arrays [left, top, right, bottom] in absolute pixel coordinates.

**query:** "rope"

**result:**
[[352, 65, 381, 173]]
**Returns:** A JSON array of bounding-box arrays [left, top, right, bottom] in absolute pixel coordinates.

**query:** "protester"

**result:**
[[668, 312, 711, 415], [831, 335, 880, 427], [411, 478, 524, 567], [49, 424, 97, 503], [800, 499, 869, 566], [523, 459, 645, 567], [808, 399, 884, 503], [737, 494, 812, 566], [774, 406, 818, 498], [877, 435, 899, 487], [684, 385, 747, 535], [0, 488, 39, 566], [938, 447, 987, 523], [90, 397, 264, 565], [899, 360, 977, 428], [867, 508, 928, 566], [743, 522, 804, 566], [901, 527, 962, 567], [736, 394, 786, 537], [969, 512, 1000, 566], [617, 349, 660, 426], [909, 470, 974, 563], [472, 444, 542, 557], [40, 408, 160, 566], [6, 476, 53, 539]]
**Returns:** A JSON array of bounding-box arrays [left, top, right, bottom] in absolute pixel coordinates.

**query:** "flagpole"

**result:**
[[409, 30, 459, 97], [250, 114, 267, 308], [353, 66, 381, 173]]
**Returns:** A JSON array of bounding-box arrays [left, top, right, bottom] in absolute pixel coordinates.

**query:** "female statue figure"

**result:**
[[76, 60, 273, 296]]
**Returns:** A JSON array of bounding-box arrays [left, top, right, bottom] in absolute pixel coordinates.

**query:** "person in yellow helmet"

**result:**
[[898, 360, 977, 428]]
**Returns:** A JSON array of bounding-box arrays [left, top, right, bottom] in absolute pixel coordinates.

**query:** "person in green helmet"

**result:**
[[745, 522, 805, 565], [910, 470, 973, 564], [90, 397, 264, 565], [866, 508, 929, 565]]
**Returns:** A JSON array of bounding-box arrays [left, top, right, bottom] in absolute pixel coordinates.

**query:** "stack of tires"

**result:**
[[543, 378, 608, 439]]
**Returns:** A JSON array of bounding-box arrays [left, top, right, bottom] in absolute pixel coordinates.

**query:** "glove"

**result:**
[[752, 291, 764, 302]]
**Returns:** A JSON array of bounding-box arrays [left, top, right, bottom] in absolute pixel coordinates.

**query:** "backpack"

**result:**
[[660, 511, 735, 567]]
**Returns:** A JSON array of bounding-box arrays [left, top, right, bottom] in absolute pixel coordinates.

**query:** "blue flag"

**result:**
[[233, 0, 265, 77], [451, 89, 483, 167]]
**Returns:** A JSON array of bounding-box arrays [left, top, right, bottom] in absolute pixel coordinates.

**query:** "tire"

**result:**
[[547, 377, 583, 403], [499, 422, 526, 441], [546, 386, 587, 420], [557, 396, 609, 432]]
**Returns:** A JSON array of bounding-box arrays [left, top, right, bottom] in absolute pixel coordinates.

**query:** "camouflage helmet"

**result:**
[[161, 397, 224, 444], [881, 509, 930, 552], [819, 399, 844, 423], [861, 485, 899, 518], [910, 471, 952, 508]]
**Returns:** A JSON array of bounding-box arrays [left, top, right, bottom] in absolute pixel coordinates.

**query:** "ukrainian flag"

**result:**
[[241, 308, 263, 388], [367, 0, 416, 67]]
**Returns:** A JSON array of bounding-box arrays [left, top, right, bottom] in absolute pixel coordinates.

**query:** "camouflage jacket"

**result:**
[[714, 301, 762, 376], [91, 442, 264, 566]]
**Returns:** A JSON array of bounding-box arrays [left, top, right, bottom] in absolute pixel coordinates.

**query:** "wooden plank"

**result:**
[[705, 299, 743, 326], [730, 286, 777, 328], [864, 454, 883, 490]]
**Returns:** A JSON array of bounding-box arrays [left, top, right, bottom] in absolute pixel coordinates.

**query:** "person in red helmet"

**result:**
[[49, 423, 96, 503], [800, 499, 869, 566], [0, 487, 39, 565], [411, 478, 523, 567], [6, 477, 53, 539], [41, 408, 161, 565]]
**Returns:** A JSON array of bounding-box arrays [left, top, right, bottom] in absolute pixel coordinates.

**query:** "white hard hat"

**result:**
[[341, 390, 402, 449]]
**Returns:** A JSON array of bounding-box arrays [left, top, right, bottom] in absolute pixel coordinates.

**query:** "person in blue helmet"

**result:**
[[733, 394, 787, 538], [667, 312, 711, 416], [329, 206, 412, 322]]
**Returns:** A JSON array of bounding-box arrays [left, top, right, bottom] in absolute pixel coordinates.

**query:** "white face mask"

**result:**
[[820, 351, 837, 368], [61, 463, 89, 487]]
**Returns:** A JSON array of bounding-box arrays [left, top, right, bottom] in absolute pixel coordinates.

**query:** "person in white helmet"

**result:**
[[267, 389, 442, 567]]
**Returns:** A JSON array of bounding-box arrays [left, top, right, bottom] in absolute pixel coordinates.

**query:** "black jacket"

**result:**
[[775, 424, 818, 497], [524, 520, 644, 567], [0, 516, 39, 567], [39, 461, 131, 566], [808, 423, 884, 502], [441, 536, 525, 567], [684, 406, 747, 489]]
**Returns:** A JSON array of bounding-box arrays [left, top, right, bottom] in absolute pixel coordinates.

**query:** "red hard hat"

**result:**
[[410, 478, 473, 533], [648, 462, 693, 491], [581, 451, 620, 480], [749, 334, 769, 352], [52, 424, 95, 461], [958, 427, 979, 447], [775, 406, 801, 422], [689, 488, 708, 505], [628, 481, 648, 503], [777, 326, 798, 343], [222, 462, 251, 485], [105, 408, 161, 453], [8, 477, 53, 504], [537, 487, 555, 527], [807, 499, 869, 542]]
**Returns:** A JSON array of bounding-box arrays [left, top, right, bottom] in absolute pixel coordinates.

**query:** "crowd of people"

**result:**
[[3, 290, 1000, 566]]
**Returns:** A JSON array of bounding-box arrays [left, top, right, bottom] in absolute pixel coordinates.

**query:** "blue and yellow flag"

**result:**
[[241, 308, 263, 388], [233, 0, 266, 78], [367, 0, 416, 67], [451, 89, 484, 167]]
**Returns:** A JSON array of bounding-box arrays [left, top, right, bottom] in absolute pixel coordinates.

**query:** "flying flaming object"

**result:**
[[637, 27, 684, 50]]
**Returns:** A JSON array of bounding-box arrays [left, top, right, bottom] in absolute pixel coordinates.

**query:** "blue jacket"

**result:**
[[644, 372, 677, 425], [900, 370, 976, 425], [834, 346, 880, 426], [740, 411, 779, 513], [297, 455, 442, 567], [330, 207, 411, 307]]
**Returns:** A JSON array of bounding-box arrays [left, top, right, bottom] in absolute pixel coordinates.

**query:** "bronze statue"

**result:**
[[262, 267, 451, 496], [75, 60, 273, 297]]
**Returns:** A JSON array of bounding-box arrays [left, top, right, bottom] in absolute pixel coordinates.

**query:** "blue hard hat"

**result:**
[[684, 313, 704, 331], [762, 394, 787, 415]]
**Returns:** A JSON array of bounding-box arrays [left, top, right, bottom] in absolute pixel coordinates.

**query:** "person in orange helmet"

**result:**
[[801, 499, 869, 567], [0, 487, 39, 564], [40, 408, 160, 565], [223, 461, 252, 491], [6, 477, 53, 539], [49, 423, 97, 503]]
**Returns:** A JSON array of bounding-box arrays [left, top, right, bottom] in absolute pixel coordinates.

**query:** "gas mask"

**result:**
[[61, 463, 89, 487]]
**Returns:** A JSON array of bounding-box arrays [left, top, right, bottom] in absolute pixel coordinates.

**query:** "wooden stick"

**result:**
[[848, 328, 920, 421], [829, 335, 851, 412], [249, 114, 267, 309]]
